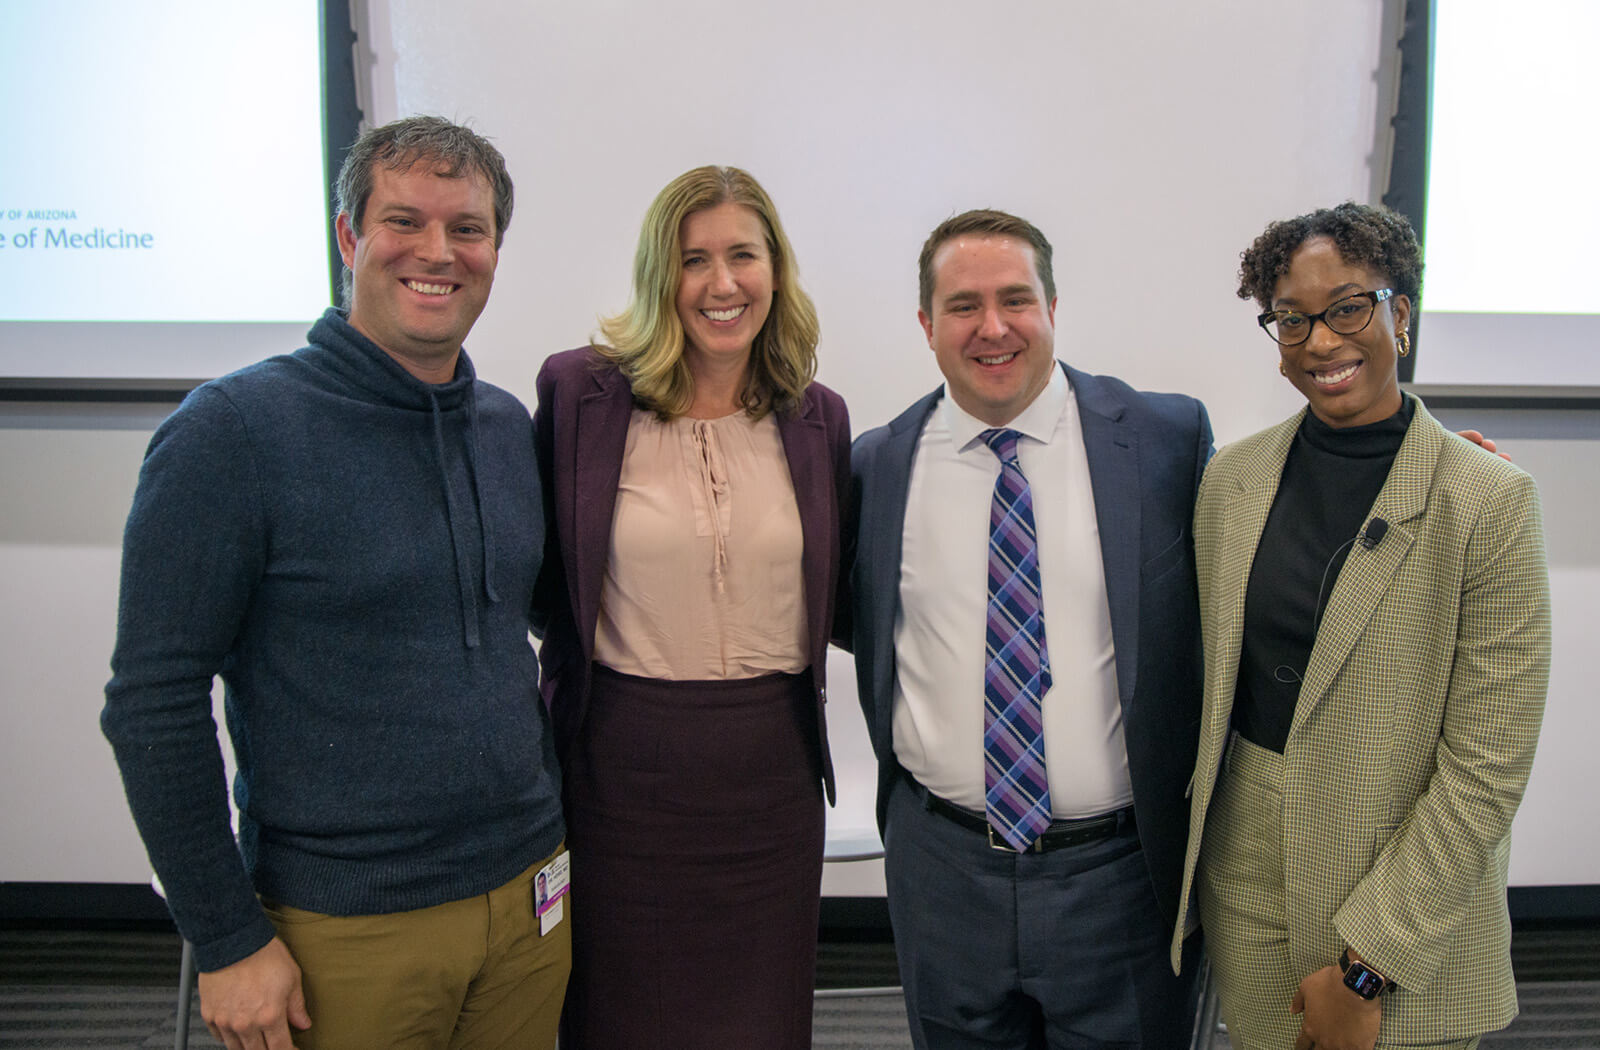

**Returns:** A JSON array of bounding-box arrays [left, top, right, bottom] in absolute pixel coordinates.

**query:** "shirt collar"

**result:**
[[942, 361, 1070, 453]]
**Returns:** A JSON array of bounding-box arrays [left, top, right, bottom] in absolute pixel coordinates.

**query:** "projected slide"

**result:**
[[1416, 0, 1600, 387], [0, 1, 332, 379]]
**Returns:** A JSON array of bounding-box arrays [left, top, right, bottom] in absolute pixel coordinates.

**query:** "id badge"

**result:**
[[534, 850, 570, 936]]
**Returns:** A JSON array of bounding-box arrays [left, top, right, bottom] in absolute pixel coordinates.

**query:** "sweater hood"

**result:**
[[296, 308, 500, 648]]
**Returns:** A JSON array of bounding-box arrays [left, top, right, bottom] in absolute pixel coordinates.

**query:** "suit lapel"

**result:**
[[776, 397, 831, 669], [571, 366, 633, 659], [1289, 401, 1440, 738], [868, 389, 941, 741], [1069, 365, 1143, 705], [1204, 417, 1298, 749]]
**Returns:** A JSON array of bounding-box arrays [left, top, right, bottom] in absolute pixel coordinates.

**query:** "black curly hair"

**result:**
[[1237, 202, 1422, 313]]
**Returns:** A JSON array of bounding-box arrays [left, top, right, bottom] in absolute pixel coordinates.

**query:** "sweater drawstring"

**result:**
[[431, 390, 481, 649], [465, 390, 499, 605]]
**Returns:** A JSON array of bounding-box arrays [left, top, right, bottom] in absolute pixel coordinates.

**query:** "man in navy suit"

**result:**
[[848, 209, 1211, 1048]]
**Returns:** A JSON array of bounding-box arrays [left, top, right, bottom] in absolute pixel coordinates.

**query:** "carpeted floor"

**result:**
[[1, 927, 1595, 1049], [0, 929, 911, 1049]]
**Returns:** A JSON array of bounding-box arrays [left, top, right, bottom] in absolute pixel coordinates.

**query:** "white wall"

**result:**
[[3, 0, 1594, 895], [1, 404, 172, 880]]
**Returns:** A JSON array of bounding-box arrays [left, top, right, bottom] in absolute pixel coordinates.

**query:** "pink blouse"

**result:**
[[593, 407, 808, 680]]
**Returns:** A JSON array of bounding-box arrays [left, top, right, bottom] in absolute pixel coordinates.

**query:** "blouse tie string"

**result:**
[[690, 418, 732, 594]]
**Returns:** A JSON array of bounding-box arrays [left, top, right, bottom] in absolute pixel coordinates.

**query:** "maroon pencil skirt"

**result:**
[[559, 665, 826, 1050]]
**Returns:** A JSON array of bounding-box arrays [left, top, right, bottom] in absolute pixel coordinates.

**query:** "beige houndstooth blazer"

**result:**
[[1169, 396, 1550, 1043]]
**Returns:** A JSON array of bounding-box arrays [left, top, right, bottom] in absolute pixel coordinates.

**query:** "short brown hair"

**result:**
[[334, 116, 514, 306], [918, 209, 1055, 314]]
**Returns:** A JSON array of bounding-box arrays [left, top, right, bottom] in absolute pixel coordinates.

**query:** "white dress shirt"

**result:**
[[892, 365, 1133, 818]]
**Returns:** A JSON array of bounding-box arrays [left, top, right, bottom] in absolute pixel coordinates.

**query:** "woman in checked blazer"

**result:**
[[1170, 203, 1550, 1050]]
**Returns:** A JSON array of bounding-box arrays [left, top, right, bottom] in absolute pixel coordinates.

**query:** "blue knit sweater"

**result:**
[[103, 309, 564, 971]]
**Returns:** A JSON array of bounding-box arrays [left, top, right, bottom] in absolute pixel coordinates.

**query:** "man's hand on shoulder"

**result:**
[[1291, 963, 1380, 1050], [198, 937, 311, 1050], [1456, 429, 1512, 461]]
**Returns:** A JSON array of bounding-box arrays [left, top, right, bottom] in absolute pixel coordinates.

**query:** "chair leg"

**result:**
[[174, 939, 195, 1050], [1189, 953, 1223, 1050], [1196, 986, 1223, 1050]]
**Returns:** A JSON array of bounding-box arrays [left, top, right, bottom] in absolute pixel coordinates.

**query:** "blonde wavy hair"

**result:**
[[595, 166, 819, 420]]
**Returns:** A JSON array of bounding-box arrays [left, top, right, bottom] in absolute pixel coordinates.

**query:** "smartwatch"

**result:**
[[1339, 948, 1396, 999]]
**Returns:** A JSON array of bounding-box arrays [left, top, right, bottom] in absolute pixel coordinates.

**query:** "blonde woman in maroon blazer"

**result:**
[[532, 165, 850, 1050]]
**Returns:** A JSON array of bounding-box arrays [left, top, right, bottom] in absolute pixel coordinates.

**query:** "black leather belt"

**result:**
[[905, 772, 1134, 854]]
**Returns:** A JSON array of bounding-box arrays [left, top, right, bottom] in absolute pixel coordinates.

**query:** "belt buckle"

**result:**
[[986, 825, 1035, 853]]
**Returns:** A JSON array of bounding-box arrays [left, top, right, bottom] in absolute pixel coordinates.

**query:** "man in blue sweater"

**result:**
[[102, 116, 568, 1050]]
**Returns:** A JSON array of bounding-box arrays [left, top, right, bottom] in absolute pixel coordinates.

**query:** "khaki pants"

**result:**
[[1199, 738, 1479, 1050], [262, 846, 571, 1050]]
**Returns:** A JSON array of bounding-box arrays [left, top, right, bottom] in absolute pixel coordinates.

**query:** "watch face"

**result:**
[[1345, 963, 1385, 999]]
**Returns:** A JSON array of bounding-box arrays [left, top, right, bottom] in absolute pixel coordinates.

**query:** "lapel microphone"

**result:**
[[1297, 516, 1394, 667]]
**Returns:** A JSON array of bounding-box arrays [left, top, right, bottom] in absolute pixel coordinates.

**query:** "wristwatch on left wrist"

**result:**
[[1339, 948, 1397, 999]]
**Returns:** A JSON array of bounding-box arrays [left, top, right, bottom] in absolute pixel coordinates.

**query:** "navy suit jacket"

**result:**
[[533, 346, 852, 803], [848, 362, 1211, 923]]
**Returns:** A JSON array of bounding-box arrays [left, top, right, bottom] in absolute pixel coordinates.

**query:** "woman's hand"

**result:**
[[1291, 964, 1380, 1050]]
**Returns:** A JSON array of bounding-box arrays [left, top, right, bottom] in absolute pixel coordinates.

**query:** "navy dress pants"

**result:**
[[885, 774, 1200, 1050]]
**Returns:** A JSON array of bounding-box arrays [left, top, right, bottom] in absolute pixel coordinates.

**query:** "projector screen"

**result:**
[[0, 0, 356, 384], [1390, 0, 1600, 390]]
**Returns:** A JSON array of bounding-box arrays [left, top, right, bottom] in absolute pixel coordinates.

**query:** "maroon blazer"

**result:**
[[532, 346, 851, 803]]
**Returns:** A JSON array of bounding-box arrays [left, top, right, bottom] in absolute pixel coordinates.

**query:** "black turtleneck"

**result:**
[[1232, 398, 1414, 752]]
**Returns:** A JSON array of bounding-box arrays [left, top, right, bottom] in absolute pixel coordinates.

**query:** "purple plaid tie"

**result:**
[[980, 428, 1052, 851]]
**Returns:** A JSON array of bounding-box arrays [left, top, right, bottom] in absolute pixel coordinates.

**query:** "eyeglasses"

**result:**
[[1257, 289, 1394, 346]]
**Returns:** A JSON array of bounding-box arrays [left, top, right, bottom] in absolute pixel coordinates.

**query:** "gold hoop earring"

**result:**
[[1397, 331, 1411, 357], [1278, 360, 1288, 377]]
